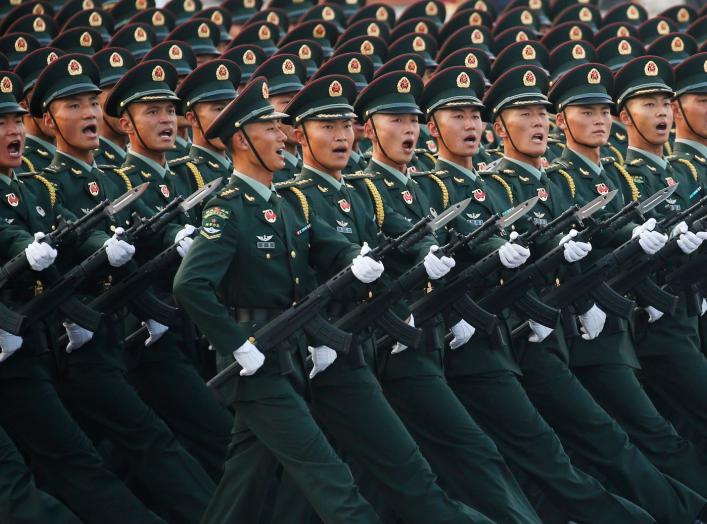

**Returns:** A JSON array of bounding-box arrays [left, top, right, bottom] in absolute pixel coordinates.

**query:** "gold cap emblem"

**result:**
[[1, 76, 13, 94], [322, 6, 335, 21], [80, 32, 93, 47], [298, 44, 311, 60], [152, 65, 165, 81], [579, 7, 592, 22], [425, 2, 438, 16], [469, 12, 482, 25], [135, 27, 147, 42], [644, 60, 658, 76], [258, 25, 271, 40], [68, 59, 83, 76], [348, 58, 361, 74], [465, 53, 478, 68], [266, 12, 279, 25], [703, 59, 707, 73], [569, 25, 583, 40], [282, 58, 295, 74], [361, 40, 374, 55], [516, 31, 529, 42], [89, 12, 102, 26], [136, 0, 147, 9], [415, 21, 429, 33], [32, 3, 44, 14], [616, 25, 630, 37], [397, 76, 411, 94], [110, 52, 123, 67], [33, 17, 45, 32], [184, 0, 195, 12], [474, 0, 487, 11], [211, 12, 223, 25], [14, 37, 28, 53], [243, 49, 256, 65], [244, 0, 255, 7], [571, 44, 586, 59], [367, 23, 380, 36], [169, 44, 183, 59], [329, 80, 342, 97], [261, 81, 269, 99], [523, 70, 536, 86], [471, 29, 484, 44], [216, 64, 229, 81], [587, 67, 601, 84], [375, 6, 388, 21], [671, 36, 684, 53], [626, 5, 639, 20], [405, 59, 418, 73], [47, 51, 59, 63], [522, 44, 536, 60], [529, 0, 541, 9], [413, 36, 426, 52], [520, 10, 533, 25], [677, 8, 690, 23], [313, 23, 326, 38], [198, 23, 210, 38], [618, 39, 632, 55], [153, 11, 165, 25], [657, 20, 670, 35], [457, 71, 471, 88]]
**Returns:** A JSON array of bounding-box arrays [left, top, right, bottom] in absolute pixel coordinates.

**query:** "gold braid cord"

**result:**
[[21, 155, 35, 173], [613, 162, 639, 202], [186, 162, 205, 189], [428, 174, 449, 209], [363, 178, 385, 227], [608, 145, 624, 166], [557, 169, 576, 198], [33, 175, 56, 207], [675, 158, 698, 183], [113, 168, 133, 191], [490, 174, 513, 205], [288, 187, 310, 222], [664, 142, 673, 156]]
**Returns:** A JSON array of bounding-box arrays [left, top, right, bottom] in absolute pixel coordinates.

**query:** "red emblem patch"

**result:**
[[401, 190, 414, 204], [473, 188, 486, 202], [338, 199, 351, 212], [665, 177, 676, 187], [159, 184, 170, 198], [537, 187, 548, 201], [87, 181, 99, 196], [6, 193, 19, 206], [263, 209, 277, 223], [595, 183, 609, 195]]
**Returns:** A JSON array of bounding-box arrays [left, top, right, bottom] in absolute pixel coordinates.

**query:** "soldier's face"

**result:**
[[494, 104, 549, 158], [0, 113, 25, 170], [46, 93, 102, 151], [269, 93, 297, 146], [98, 88, 125, 137], [238, 119, 287, 171], [365, 113, 420, 165], [429, 107, 483, 157], [296, 119, 354, 172], [189, 101, 227, 149], [621, 94, 673, 146], [559, 104, 612, 148], [122, 101, 177, 152], [672, 93, 707, 140]]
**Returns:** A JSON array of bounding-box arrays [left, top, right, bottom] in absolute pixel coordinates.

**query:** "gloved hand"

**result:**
[[175, 224, 196, 258], [528, 320, 553, 343], [351, 242, 385, 283], [104, 227, 135, 267], [559, 229, 592, 263], [0, 329, 22, 363], [391, 315, 414, 354], [308, 345, 337, 379], [233, 339, 265, 376], [424, 245, 455, 279], [449, 319, 476, 350], [499, 231, 530, 268], [702, 299, 707, 317], [64, 322, 94, 353], [644, 306, 664, 323], [143, 319, 169, 346], [670, 222, 707, 255], [631, 218, 668, 255], [25, 232, 57, 271], [577, 304, 607, 340]]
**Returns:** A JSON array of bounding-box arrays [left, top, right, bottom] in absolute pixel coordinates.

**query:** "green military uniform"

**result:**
[[0, 71, 163, 524], [484, 64, 707, 524], [173, 76, 381, 524]]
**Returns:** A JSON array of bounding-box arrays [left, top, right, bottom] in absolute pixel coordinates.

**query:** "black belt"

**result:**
[[234, 308, 286, 323]]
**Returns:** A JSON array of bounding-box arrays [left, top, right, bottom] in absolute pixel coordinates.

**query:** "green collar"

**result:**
[[563, 147, 602, 176], [283, 149, 300, 168], [57, 151, 97, 173], [26, 134, 56, 156], [175, 135, 191, 151], [129, 151, 169, 178], [350, 149, 361, 164], [303, 164, 343, 190], [628, 146, 667, 170], [675, 139, 707, 159], [505, 156, 544, 180], [192, 144, 231, 171], [438, 157, 477, 181], [235, 171, 273, 202], [371, 158, 410, 186], [0, 170, 15, 186], [100, 136, 126, 158]]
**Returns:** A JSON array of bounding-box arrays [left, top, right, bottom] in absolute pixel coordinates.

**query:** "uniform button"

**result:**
[[294, 277, 300, 284], [290, 250, 296, 258], [266, 253, 271, 259]]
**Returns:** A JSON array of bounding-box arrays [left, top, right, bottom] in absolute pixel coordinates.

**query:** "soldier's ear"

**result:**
[[363, 118, 375, 141], [670, 99, 684, 122], [427, 116, 439, 138], [293, 125, 306, 147], [492, 116, 506, 139], [555, 111, 566, 131], [184, 111, 196, 126], [118, 114, 134, 134], [232, 130, 249, 151], [618, 106, 632, 127], [42, 112, 55, 130]]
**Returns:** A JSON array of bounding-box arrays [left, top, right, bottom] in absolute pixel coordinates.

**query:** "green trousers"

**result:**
[[0, 425, 80, 524]]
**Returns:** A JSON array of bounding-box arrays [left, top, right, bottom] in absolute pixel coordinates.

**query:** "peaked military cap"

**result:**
[[648, 33, 697, 66], [275, 39, 323, 78], [333, 35, 387, 69], [53, 0, 96, 28], [326, 0, 364, 18], [553, 4, 600, 31], [549, 40, 596, 81], [268, 0, 314, 22], [176, 58, 240, 113], [436, 48, 491, 86], [0, 72, 26, 115], [109, 23, 157, 60], [110, 0, 155, 28], [493, 7, 540, 36], [389, 19, 439, 46], [547, 0, 597, 20], [219, 0, 262, 25], [388, 33, 438, 68], [62, 9, 115, 42], [299, 3, 346, 32], [310, 52, 373, 91], [354, 71, 423, 120], [104, 59, 180, 117], [439, 9, 492, 45], [420, 66, 484, 116], [596, 36, 644, 71], [614, 56, 674, 109], [228, 21, 280, 56], [482, 64, 551, 121], [439, 26, 494, 61], [0, 53, 8, 72], [673, 52, 707, 95], [491, 40, 548, 82], [49, 28, 103, 55], [205, 76, 286, 141], [457, 0, 497, 18], [660, 5, 697, 30], [93, 47, 136, 87], [593, 21, 637, 47], [638, 17, 677, 45], [348, 3, 396, 27], [687, 16, 707, 46], [163, 0, 201, 25], [127, 8, 176, 41], [396, 1, 445, 28], [548, 62, 613, 111], [251, 54, 305, 96], [194, 7, 232, 43], [492, 26, 537, 56], [279, 20, 339, 58], [374, 53, 426, 80], [0, 1, 52, 34], [283, 74, 356, 125], [220, 45, 265, 84], [541, 22, 593, 51], [30, 53, 100, 117], [246, 8, 290, 34], [167, 18, 220, 56], [13, 47, 63, 93], [7, 14, 57, 46], [0, 34, 40, 68], [337, 19, 391, 45], [143, 41, 197, 76], [601, 2, 647, 28], [504, 0, 551, 27]]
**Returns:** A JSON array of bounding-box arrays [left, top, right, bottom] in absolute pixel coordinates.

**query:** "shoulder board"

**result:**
[[549, 158, 571, 169], [486, 148, 504, 157], [665, 154, 677, 161], [109, 164, 137, 175], [410, 169, 448, 179], [628, 157, 645, 167], [274, 178, 313, 189], [219, 185, 241, 199], [167, 155, 193, 167], [545, 165, 564, 174], [40, 165, 59, 175], [600, 156, 616, 164], [693, 155, 706, 165], [16, 171, 39, 178], [547, 136, 563, 144], [343, 171, 374, 180]]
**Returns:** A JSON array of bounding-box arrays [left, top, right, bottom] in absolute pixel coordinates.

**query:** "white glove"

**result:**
[[391, 315, 414, 354], [559, 229, 592, 263], [63, 322, 94, 353], [424, 245, 455, 279], [351, 242, 385, 283], [669, 221, 707, 255], [25, 232, 57, 271], [528, 320, 553, 343], [104, 227, 135, 267], [233, 339, 265, 376], [175, 224, 196, 258], [143, 319, 168, 347], [701, 299, 707, 316], [499, 231, 530, 268], [577, 304, 607, 340], [308, 345, 337, 379], [631, 218, 668, 255], [644, 306, 664, 323], [449, 319, 476, 350], [0, 329, 22, 363]]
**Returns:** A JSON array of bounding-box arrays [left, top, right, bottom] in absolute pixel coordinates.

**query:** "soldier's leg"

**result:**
[[447, 369, 656, 524], [0, 425, 81, 524], [380, 373, 541, 524], [59, 364, 215, 524], [575, 363, 707, 497], [519, 350, 707, 524], [0, 374, 163, 524]]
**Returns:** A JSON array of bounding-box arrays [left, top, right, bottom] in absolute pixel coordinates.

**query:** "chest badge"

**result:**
[[159, 184, 170, 198], [665, 177, 676, 187], [338, 198, 351, 212], [36, 205, 45, 217], [263, 209, 277, 223], [401, 190, 414, 204], [6, 193, 19, 206], [537, 187, 549, 201], [87, 181, 100, 196], [595, 183, 610, 195], [472, 188, 486, 202]]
